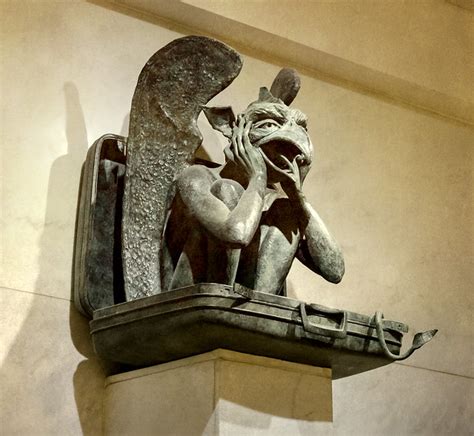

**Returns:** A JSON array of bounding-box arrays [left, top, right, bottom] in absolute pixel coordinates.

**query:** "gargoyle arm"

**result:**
[[295, 199, 345, 284], [177, 165, 266, 247]]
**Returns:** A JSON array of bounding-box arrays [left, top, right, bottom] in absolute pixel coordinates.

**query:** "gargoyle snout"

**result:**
[[255, 125, 313, 166]]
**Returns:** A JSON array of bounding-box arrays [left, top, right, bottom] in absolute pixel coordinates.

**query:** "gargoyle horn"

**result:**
[[270, 68, 301, 106]]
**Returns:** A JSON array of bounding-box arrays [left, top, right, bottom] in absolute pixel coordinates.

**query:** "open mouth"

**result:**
[[259, 140, 304, 175]]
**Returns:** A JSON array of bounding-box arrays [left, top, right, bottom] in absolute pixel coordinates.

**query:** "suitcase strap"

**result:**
[[374, 311, 438, 360], [233, 284, 349, 339], [300, 303, 348, 339]]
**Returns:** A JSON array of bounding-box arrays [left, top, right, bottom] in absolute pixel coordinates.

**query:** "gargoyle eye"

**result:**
[[255, 120, 279, 129]]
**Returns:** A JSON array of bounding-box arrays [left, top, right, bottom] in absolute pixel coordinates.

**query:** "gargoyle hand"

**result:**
[[280, 156, 305, 200], [229, 115, 267, 180]]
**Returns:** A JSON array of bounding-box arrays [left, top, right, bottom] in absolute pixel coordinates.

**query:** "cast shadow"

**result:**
[[65, 83, 128, 434], [0, 82, 107, 434], [62, 82, 109, 435], [57, 81, 119, 434]]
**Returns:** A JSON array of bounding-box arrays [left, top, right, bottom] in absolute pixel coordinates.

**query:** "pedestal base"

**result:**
[[104, 349, 332, 435]]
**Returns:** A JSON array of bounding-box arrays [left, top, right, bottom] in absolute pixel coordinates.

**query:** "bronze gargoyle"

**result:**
[[74, 36, 436, 376]]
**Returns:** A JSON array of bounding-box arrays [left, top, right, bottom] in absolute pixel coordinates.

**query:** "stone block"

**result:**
[[103, 349, 332, 435]]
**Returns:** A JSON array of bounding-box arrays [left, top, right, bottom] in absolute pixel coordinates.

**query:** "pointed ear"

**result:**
[[203, 106, 235, 138], [258, 87, 281, 104]]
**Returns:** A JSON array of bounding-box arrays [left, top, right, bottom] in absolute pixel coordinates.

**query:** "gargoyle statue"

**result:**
[[74, 36, 436, 375], [162, 78, 344, 295]]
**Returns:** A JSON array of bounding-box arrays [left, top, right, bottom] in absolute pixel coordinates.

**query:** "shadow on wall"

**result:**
[[45, 82, 112, 434], [67, 83, 134, 434], [65, 82, 109, 435], [0, 82, 109, 434]]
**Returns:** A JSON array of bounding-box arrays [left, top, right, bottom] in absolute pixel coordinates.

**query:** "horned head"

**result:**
[[203, 68, 313, 183]]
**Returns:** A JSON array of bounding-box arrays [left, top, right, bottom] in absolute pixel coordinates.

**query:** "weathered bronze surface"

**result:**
[[74, 36, 436, 375], [74, 135, 127, 315], [91, 284, 407, 379], [122, 36, 242, 300], [162, 78, 344, 296]]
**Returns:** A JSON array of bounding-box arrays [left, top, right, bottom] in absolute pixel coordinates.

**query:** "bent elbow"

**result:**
[[222, 222, 253, 247], [227, 235, 251, 248], [323, 257, 345, 284], [328, 269, 344, 284]]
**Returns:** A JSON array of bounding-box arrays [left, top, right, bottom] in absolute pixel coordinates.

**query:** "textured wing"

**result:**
[[122, 36, 242, 300]]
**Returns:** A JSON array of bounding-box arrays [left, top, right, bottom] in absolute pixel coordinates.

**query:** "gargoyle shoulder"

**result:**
[[176, 164, 215, 194]]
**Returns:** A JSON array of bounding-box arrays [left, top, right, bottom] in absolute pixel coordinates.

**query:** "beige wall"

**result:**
[[117, 0, 474, 125], [1, 0, 473, 434], [183, 0, 474, 104]]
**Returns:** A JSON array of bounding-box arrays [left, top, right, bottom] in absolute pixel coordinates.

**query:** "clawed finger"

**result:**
[[233, 116, 248, 168], [280, 155, 293, 170], [224, 146, 234, 162], [280, 156, 302, 186], [236, 120, 244, 157], [244, 126, 254, 156], [231, 116, 241, 158]]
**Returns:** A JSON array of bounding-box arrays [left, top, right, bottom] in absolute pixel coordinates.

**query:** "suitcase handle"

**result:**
[[300, 303, 348, 339]]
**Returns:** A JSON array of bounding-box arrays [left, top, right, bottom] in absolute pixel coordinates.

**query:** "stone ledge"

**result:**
[[104, 349, 333, 435]]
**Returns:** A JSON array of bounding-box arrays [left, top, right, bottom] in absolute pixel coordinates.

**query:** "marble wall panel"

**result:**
[[332, 363, 474, 435], [217, 364, 473, 435], [0, 1, 183, 299], [0, 287, 105, 435], [182, 0, 474, 106]]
